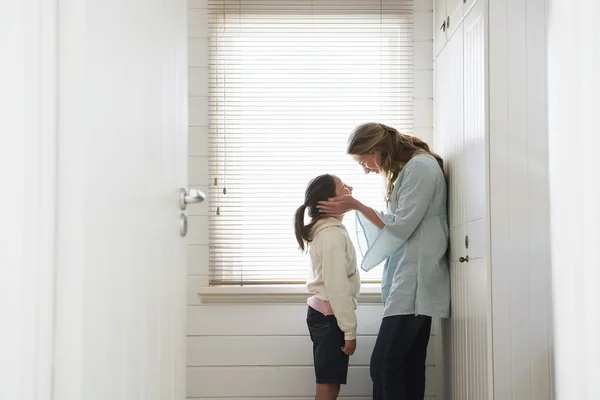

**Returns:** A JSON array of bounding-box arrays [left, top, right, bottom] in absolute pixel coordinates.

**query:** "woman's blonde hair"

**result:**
[[347, 122, 444, 204]]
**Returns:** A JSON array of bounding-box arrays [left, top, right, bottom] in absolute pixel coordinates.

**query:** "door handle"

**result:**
[[459, 255, 469, 263], [179, 188, 206, 210]]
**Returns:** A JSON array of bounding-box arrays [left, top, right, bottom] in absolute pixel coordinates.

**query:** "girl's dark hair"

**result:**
[[294, 174, 337, 252]]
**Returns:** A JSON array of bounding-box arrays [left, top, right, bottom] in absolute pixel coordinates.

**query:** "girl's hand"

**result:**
[[317, 195, 358, 216], [341, 339, 356, 356]]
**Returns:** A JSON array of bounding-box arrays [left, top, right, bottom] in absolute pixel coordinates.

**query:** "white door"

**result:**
[[439, 1, 491, 399], [52, 0, 190, 399], [440, 21, 467, 400], [434, 0, 447, 57], [462, 1, 491, 399], [445, 0, 463, 38]]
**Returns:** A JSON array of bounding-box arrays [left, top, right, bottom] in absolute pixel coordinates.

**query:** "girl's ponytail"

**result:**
[[294, 204, 310, 252]]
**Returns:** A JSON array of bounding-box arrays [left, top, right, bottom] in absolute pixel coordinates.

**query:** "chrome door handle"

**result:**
[[179, 188, 206, 210]]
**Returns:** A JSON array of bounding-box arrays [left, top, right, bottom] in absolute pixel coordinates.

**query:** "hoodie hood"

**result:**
[[310, 217, 346, 240]]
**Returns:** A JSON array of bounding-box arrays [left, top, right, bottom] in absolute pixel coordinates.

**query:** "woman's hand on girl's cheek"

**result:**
[[317, 195, 357, 216]]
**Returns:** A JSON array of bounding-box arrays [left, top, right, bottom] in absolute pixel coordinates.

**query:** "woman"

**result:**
[[318, 122, 450, 400]]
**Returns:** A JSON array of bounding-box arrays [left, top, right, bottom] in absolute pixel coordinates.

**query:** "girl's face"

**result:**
[[352, 153, 380, 174], [334, 176, 353, 197]]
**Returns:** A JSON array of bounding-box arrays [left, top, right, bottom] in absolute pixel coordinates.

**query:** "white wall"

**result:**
[[547, 1, 600, 398], [488, 0, 555, 398], [0, 1, 57, 398], [185, 0, 440, 398]]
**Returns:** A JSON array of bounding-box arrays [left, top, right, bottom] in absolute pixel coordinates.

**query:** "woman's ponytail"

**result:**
[[294, 204, 309, 252], [406, 134, 443, 171]]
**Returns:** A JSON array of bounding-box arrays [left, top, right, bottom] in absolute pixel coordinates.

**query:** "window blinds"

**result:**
[[207, 0, 414, 285]]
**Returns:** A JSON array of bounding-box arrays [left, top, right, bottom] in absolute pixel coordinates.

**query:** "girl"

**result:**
[[294, 174, 361, 400], [317, 123, 450, 400]]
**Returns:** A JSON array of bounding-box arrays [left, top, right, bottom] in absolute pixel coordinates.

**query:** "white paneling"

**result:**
[[443, 21, 464, 263], [415, 127, 434, 146], [187, 8, 208, 37], [188, 156, 208, 185], [187, 335, 436, 366], [464, 0, 477, 14], [488, 0, 554, 398], [434, 0, 447, 57], [526, 0, 553, 398], [188, 0, 207, 9], [187, 304, 384, 336], [462, 4, 490, 399], [437, 1, 494, 398], [414, 70, 434, 99], [188, 68, 209, 98], [415, 0, 434, 11], [187, 216, 209, 245], [414, 11, 434, 41], [187, 366, 437, 397], [445, 0, 463, 38], [188, 126, 209, 156], [188, 38, 209, 66], [415, 41, 435, 70], [188, 245, 209, 275], [414, 99, 434, 128], [188, 96, 209, 126], [488, 0, 512, 396]]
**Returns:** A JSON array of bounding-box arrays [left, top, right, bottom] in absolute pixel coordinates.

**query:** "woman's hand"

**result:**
[[317, 195, 359, 216]]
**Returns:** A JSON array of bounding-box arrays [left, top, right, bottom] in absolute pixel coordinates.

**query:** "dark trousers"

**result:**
[[370, 314, 432, 400]]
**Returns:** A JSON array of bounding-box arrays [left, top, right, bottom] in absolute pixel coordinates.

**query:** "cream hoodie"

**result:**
[[306, 218, 361, 340]]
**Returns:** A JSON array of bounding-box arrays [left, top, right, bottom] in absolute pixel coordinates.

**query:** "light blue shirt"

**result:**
[[356, 154, 450, 318]]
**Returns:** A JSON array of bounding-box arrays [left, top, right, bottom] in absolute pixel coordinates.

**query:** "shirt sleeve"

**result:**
[[317, 230, 358, 340], [360, 159, 437, 271]]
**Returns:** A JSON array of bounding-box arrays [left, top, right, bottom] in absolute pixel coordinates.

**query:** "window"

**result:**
[[208, 0, 414, 285]]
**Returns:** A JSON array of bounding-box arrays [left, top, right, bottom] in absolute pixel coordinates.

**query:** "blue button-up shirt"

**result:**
[[357, 154, 450, 318]]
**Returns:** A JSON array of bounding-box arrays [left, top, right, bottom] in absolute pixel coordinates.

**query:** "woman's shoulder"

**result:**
[[404, 154, 443, 178], [408, 153, 438, 168]]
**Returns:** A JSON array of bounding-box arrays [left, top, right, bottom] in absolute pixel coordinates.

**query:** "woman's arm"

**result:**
[[354, 201, 385, 229], [360, 160, 437, 270]]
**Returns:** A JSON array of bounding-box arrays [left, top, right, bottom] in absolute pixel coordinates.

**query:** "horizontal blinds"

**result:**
[[207, 0, 414, 285]]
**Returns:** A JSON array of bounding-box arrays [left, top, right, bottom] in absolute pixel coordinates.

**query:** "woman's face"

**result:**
[[352, 153, 380, 174], [334, 176, 353, 197]]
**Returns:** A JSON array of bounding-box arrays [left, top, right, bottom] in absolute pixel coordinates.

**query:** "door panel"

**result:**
[[440, 1, 491, 397], [434, 0, 447, 58], [446, 0, 464, 38], [53, 1, 188, 399], [462, 3, 490, 398]]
